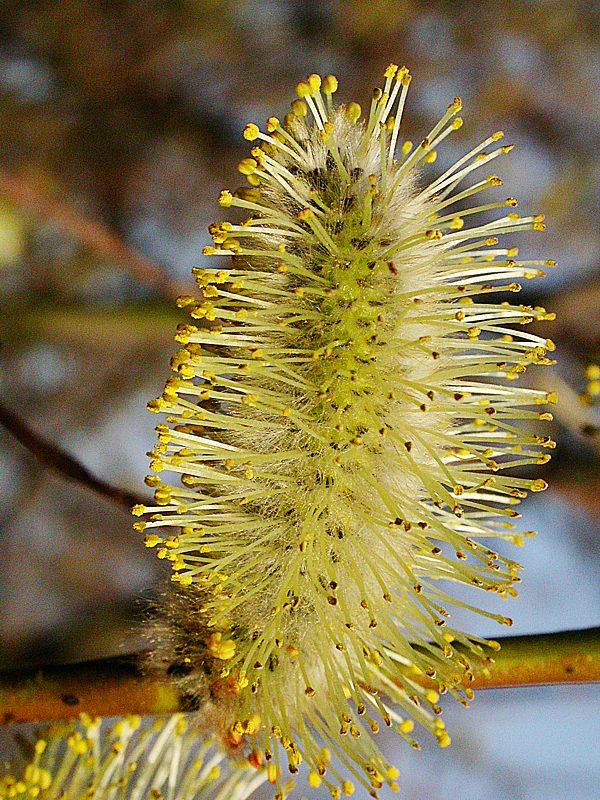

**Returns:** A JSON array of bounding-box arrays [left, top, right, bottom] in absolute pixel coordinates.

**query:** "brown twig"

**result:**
[[0, 166, 173, 295], [0, 628, 598, 725], [0, 654, 184, 725], [0, 399, 147, 511]]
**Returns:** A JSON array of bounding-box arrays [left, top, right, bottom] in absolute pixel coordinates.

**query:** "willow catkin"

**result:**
[[134, 65, 554, 798]]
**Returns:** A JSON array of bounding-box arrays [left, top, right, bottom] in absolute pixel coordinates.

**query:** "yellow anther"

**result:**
[[451, 116, 463, 129], [423, 149, 437, 163], [307, 73, 321, 92], [243, 123, 260, 141], [207, 632, 236, 660], [222, 238, 241, 253], [345, 102, 361, 122], [295, 80, 311, 98], [587, 379, 600, 396], [282, 113, 295, 130], [155, 486, 172, 504], [384, 63, 398, 78], [218, 190, 232, 207], [37, 772, 51, 791], [323, 74, 338, 94], [246, 713, 261, 733], [237, 158, 258, 175], [586, 364, 600, 380], [542, 338, 555, 352], [291, 99, 307, 116], [235, 187, 261, 202], [449, 216, 464, 229], [308, 772, 322, 788], [67, 733, 89, 755]]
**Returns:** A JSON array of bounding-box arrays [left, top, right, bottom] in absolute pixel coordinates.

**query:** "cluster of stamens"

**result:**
[[0, 714, 265, 800]]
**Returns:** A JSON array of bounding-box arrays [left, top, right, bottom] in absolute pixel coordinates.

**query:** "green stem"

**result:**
[[1, 628, 598, 725], [468, 627, 600, 689]]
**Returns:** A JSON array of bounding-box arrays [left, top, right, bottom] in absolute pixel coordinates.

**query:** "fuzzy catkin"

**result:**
[[135, 65, 554, 798]]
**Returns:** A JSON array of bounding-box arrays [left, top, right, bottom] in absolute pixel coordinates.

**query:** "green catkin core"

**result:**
[[136, 64, 554, 798]]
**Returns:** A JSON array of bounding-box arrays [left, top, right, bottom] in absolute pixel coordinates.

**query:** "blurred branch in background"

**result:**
[[0, 166, 172, 296], [0, 397, 147, 510]]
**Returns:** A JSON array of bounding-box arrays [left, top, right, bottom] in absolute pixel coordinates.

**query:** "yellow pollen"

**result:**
[[291, 99, 307, 116], [308, 772, 322, 787], [322, 74, 338, 94], [243, 123, 260, 141], [307, 73, 322, 92], [345, 102, 361, 121]]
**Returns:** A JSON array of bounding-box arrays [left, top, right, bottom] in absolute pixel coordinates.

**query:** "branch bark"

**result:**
[[1, 628, 598, 725], [0, 654, 182, 725]]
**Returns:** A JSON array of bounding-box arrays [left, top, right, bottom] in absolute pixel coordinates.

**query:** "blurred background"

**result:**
[[0, 0, 598, 797]]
